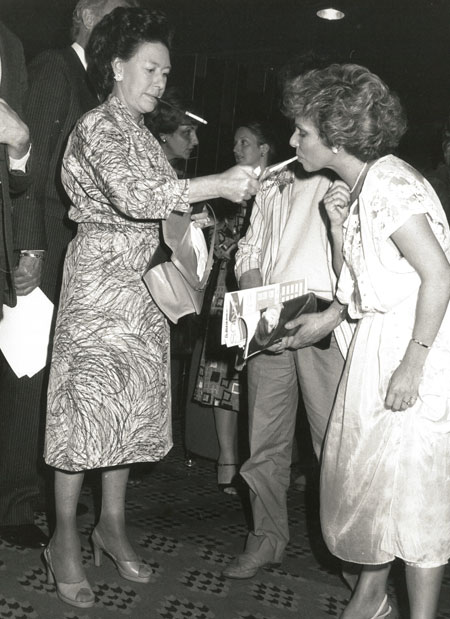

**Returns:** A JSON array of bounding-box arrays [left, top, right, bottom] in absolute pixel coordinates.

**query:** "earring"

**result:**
[[113, 73, 122, 81], [331, 146, 339, 154], [161, 137, 167, 143]]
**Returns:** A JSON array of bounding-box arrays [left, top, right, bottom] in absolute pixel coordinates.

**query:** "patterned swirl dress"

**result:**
[[321, 155, 450, 567], [44, 95, 190, 472]]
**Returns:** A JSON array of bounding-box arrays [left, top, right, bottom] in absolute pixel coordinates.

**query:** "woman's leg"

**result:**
[[341, 560, 362, 591], [406, 564, 445, 619], [50, 469, 85, 582], [341, 563, 392, 619], [214, 407, 238, 485], [95, 466, 137, 560]]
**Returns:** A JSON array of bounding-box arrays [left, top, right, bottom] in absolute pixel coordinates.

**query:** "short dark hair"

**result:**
[[283, 63, 407, 161], [235, 121, 278, 164], [86, 7, 172, 101], [145, 86, 199, 140]]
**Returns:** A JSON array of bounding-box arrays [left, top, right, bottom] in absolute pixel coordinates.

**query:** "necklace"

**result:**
[[349, 162, 368, 193]]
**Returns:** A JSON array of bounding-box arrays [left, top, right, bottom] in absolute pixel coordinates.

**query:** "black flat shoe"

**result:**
[[0, 524, 49, 548]]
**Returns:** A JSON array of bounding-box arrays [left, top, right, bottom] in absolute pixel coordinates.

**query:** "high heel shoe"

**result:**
[[43, 546, 95, 609], [91, 528, 152, 584], [217, 463, 238, 496], [369, 595, 391, 619]]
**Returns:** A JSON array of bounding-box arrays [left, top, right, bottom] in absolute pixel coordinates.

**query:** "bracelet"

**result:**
[[338, 304, 348, 320], [411, 337, 431, 349], [333, 303, 347, 321], [20, 250, 45, 260]]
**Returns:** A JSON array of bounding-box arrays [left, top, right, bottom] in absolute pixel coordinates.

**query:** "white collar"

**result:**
[[71, 42, 87, 70]]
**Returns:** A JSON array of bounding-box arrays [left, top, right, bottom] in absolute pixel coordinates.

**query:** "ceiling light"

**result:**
[[317, 8, 345, 20]]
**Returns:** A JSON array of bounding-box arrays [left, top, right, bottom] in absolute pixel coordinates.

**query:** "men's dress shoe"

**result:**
[[0, 524, 49, 548], [222, 552, 276, 579]]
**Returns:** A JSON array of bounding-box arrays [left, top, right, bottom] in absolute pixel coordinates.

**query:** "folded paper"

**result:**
[[0, 288, 54, 378]]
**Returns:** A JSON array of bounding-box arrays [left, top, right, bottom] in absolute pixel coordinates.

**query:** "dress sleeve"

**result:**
[[363, 161, 437, 245], [62, 113, 190, 221]]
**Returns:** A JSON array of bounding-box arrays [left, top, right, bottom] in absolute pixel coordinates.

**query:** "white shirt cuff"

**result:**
[[10, 143, 31, 172]]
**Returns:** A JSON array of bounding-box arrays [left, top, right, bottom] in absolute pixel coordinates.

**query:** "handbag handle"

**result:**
[[197, 203, 217, 289], [169, 203, 217, 291]]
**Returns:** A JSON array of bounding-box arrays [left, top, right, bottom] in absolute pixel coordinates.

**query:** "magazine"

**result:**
[[222, 279, 317, 359]]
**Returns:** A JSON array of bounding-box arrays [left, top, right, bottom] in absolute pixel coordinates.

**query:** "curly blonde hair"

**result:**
[[283, 63, 407, 161]]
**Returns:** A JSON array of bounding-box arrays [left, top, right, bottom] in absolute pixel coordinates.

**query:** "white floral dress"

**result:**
[[44, 96, 190, 472], [321, 155, 450, 567]]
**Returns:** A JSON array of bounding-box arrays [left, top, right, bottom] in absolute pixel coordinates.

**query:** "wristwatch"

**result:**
[[20, 250, 46, 260]]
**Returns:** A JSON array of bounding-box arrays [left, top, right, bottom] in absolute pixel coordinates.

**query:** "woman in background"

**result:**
[[146, 85, 199, 177], [193, 121, 277, 494], [43, 7, 258, 609], [284, 63, 450, 619]]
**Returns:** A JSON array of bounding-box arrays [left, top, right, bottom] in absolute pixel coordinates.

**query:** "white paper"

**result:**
[[189, 222, 208, 279], [0, 288, 54, 378]]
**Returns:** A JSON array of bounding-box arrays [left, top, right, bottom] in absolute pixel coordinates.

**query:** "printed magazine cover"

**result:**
[[222, 279, 317, 359]]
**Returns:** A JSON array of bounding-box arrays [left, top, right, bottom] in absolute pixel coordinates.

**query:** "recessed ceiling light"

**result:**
[[317, 8, 345, 20]]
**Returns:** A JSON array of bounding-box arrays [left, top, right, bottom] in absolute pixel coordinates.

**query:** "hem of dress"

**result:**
[[329, 549, 449, 569], [45, 444, 174, 472]]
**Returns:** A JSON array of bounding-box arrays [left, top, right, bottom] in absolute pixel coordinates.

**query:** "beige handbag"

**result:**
[[143, 205, 216, 324]]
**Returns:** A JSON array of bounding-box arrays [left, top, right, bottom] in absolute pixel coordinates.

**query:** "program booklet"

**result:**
[[222, 279, 317, 360]]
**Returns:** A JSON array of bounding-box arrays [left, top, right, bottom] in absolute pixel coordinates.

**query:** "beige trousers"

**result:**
[[240, 334, 344, 563]]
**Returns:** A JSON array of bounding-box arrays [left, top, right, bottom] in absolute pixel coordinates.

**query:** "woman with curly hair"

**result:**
[[284, 63, 450, 619], [42, 6, 258, 609]]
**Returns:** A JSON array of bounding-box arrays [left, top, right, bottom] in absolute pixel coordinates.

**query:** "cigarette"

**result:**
[[157, 97, 208, 125], [259, 156, 298, 179], [184, 111, 208, 125]]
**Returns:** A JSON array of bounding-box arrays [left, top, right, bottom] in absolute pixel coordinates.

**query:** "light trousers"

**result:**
[[240, 334, 344, 562]]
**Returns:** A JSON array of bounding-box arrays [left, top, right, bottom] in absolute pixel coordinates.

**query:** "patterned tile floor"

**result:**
[[1, 431, 450, 618]]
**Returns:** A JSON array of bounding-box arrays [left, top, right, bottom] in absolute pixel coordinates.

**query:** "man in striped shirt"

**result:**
[[223, 165, 352, 579]]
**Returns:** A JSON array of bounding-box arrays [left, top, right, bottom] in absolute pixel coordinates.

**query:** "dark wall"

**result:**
[[1, 0, 450, 171]]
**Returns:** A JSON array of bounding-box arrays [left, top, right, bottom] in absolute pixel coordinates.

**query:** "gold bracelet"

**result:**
[[411, 337, 431, 349]]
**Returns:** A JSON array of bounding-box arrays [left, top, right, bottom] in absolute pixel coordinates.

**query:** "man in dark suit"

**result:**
[[0, 21, 35, 315], [0, 0, 133, 549], [0, 20, 42, 548]]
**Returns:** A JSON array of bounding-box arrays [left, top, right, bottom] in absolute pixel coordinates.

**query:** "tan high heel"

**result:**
[[43, 546, 95, 609], [369, 595, 391, 619], [91, 528, 152, 584]]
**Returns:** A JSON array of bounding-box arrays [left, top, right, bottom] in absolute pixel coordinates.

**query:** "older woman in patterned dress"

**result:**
[[42, 7, 258, 609]]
